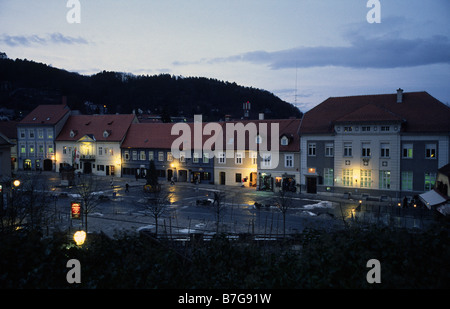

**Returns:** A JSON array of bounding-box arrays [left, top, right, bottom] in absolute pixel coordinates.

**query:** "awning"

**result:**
[[419, 190, 448, 209]]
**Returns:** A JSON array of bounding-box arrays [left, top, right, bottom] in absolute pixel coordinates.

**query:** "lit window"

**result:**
[[425, 144, 436, 159], [402, 144, 413, 158], [343, 169, 353, 187], [360, 169, 372, 188], [401, 171, 413, 191], [424, 173, 436, 190], [380, 170, 391, 189]]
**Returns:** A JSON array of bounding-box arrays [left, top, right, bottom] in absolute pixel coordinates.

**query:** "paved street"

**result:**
[[11, 171, 439, 237]]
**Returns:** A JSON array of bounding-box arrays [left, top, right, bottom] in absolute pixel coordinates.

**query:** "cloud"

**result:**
[[0, 32, 88, 47], [177, 34, 450, 70]]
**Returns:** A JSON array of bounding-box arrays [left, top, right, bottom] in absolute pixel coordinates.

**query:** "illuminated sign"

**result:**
[[71, 202, 82, 219]]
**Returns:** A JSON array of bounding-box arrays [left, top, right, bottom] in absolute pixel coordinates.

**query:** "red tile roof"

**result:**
[[301, 91, 450, 134], [121, 118, 302, 152], [121, 123, 176, 149], [56, 114, 137, 142], [335, 104, 403, 123], [19, 104, 70, 125]]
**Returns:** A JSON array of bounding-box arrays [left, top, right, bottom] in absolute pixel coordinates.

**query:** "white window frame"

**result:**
[[380, 143, 390, 158], [361, 142, 371, 157], [308, 143, 316, 156], [285, 154, 293, 168], [203, 152, 209, 164], [344, 142, 352, 157], [193, 152, 199, 163], [379, 170, 391, 189], [218, 152, 226, 164], [401, 171, 413, 191], [235, 152, 243, 165], [324, 168, 334, 186], [343, 169, 353, 187], [325, 143, 334, 157], [402, 144, 413, 159]]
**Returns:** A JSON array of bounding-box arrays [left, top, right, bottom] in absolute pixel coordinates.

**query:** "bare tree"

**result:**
[[0, 174, 51, 234], [211, 191, 226, 234], [74, 174, 100, 233], [273, 189, 294, 237], [141, 188, 172, 235]]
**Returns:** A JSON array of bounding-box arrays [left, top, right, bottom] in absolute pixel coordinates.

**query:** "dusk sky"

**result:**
[[1, 0, 449, 112]]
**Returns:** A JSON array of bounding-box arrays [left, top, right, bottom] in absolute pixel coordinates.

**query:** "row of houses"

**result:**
[[1, 89, 449, 202]]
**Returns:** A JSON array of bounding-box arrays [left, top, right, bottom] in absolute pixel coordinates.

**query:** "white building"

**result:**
[[55, 114, 137, 177]]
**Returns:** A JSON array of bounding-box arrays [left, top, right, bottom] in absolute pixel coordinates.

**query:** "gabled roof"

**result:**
[[301, 91, 450, 134], [19, 104, 70, 125], [56, 114, 136, 142]]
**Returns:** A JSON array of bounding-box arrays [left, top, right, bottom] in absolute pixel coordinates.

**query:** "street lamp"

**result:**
[[73, 230, 86, 246], [13, 179, 20, 187]]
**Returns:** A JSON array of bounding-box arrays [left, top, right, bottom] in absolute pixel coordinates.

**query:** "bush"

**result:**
[[0, 225, 449, 288]]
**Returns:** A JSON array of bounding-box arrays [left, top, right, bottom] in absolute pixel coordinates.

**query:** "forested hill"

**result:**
[[0, 56, 302, 121]]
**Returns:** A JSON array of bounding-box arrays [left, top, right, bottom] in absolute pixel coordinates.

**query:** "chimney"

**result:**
[[396, 88, 403, 103], [259, 113, 264, 120]]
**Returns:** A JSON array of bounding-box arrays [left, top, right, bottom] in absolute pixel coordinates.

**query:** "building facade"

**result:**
[[300, 90, 450, 199], [17, 104, 71, 171], [257, 119, 301, 192], [55, 114, 137, 177], [121, 123, 214, 184]]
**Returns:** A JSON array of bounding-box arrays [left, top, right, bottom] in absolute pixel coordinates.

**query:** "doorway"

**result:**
[[220, 172, 226, 185], [24, 159, 31, 170], [43, 159, 52, 171], [83, 162, 92, 174], [306, 176, 317, 194]]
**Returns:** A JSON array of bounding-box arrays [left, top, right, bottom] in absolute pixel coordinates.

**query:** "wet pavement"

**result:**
[[10, 171, 440, 237]]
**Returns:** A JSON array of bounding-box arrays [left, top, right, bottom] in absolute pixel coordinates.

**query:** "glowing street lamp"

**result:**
[[73, 230, 86, 246], [13, 179, 20, 187]]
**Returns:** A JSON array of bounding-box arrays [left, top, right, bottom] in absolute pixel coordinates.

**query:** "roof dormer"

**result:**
[[280, 135, 289, 146]]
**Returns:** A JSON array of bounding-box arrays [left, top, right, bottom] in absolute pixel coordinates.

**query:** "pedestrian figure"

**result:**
[[170, 176, 175, 185], [125, 183, 129, 192], [110, 178, 114, 189]]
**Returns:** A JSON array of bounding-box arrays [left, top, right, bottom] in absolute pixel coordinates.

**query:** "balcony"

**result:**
[[80, 154, 96, 160]]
